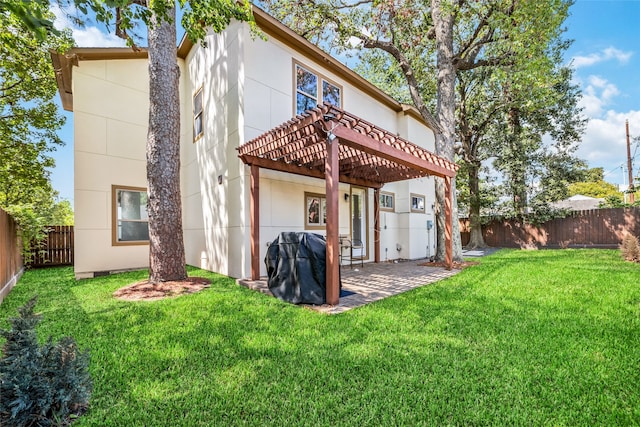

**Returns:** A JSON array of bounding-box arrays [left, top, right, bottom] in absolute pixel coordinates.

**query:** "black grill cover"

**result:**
[[265, 232, 330, 305]]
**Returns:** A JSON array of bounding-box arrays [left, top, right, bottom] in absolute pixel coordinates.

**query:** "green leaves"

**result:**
[[0, 0, 59, 40], [0, 297, 92, 427], [181, 0, 256, 47], [0, 4, 73, 256]]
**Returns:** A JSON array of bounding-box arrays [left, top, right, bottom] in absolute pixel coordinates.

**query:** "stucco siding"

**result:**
[[73, 59, 150, 278], [184, 23, 246, 278]]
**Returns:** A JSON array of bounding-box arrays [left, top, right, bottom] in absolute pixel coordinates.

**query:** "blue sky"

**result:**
[[49, 0, 640, 204], [563, 0, 640, 188]]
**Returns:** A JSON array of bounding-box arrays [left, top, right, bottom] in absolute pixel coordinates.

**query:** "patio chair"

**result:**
[[339, 235, 364, 268]]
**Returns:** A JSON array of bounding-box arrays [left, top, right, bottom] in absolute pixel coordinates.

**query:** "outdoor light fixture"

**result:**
[[327, 132, 337, 143], [344, 193, 350, 201], [217, 175, 223, 185]]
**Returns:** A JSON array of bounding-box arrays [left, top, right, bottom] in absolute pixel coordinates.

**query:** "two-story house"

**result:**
[[52, 5, 457, 303]]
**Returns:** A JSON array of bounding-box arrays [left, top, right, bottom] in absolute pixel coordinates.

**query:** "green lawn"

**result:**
[[1, 249, 639, 426]]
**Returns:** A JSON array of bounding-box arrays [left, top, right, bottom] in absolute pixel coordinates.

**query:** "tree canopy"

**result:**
[[260, 0, 585, 251], [0, 0, 58, 40], [1, 2, 74, 254], [568, 167, 622, 199]]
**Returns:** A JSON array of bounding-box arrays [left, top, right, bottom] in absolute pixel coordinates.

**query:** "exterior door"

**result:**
[[351, 187, 367, 258]]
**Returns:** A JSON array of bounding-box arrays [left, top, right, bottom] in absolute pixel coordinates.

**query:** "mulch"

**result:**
[[113, 277, 211, 301], [418, 260, 480, 269]]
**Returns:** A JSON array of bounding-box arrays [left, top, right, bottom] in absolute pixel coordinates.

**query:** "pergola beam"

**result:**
[[332, 125, 455, 179], [240, 154, 383, 189]]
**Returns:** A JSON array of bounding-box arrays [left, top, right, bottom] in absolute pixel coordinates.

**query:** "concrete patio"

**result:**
[[238, 259, 462, 314]]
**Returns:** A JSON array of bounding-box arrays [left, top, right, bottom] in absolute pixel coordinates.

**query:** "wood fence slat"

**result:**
[[1, 208, 23, 304], [28, 225, 74, 267], [460, 207, 640, 249]]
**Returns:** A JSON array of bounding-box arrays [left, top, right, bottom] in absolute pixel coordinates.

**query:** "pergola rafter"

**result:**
[[238, 104, 458, 305]]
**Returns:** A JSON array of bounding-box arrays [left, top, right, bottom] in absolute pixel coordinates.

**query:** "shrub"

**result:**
[[620, 234, 640, 263], [0, 297, 92, 426]]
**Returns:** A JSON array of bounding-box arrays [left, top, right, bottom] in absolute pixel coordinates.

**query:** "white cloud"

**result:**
[[51, 3, 126, 47], [576, 110, 640, 184], [578, 75, 620, 117], [572, 46, 633, 68]]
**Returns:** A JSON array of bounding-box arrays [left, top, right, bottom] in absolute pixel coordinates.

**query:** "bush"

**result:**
[[620, 234, 640, 263], [0, 297, 92, 426]]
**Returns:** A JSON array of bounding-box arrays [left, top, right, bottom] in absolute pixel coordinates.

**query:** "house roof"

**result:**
[[50, 5, 428, 126], [551, 194, 604, 211], [238, 104, 457, 189]]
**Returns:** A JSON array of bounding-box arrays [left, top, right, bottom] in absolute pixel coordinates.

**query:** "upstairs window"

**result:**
[[193, 87, 203, 141], [295, 62, 342, 115], [112, 185, 149, 245]]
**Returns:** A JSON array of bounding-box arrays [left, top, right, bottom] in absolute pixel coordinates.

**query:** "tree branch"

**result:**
[[335, 0, 372, 10], [456, 6, 494, 60], [0, 79, 25, 96], [455, 52, 513, 71], [361, 37, 442, 133]]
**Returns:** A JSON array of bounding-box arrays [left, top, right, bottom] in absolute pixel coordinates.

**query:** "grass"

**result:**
[[1, 249, 639, 426]]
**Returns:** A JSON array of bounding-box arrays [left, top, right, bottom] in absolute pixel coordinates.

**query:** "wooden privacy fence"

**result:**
[[460, 207, 640, 249], [1, 208, 23, 304], [29, 226, 74, 267]]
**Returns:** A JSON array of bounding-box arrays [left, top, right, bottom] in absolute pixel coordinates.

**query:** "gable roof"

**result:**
[[51, 5, 429, 127]]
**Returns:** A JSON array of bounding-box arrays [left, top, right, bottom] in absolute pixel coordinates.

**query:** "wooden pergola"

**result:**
[[238, 104, 458, 305]]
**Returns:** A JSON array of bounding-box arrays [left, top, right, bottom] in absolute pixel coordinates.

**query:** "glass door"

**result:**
[[351, 187, 367, 258]]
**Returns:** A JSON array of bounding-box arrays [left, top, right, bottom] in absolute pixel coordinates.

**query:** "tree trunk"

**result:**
[[467, 161, 486, 249], [146, 6, 187, 282], [432, 0, 464, 262], [508, 106, 527, 215]]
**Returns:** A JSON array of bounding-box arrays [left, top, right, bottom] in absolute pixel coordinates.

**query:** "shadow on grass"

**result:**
[[2, 251, 639, 426]]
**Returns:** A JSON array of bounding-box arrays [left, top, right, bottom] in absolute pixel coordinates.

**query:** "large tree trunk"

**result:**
[[467, 160, 486, 249], [432, 0, 463, 262], [507, 106, 527, 215], [146, 6, 187, 282]]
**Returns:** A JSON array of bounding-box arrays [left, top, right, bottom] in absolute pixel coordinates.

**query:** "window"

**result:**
[[380, 191, 395, 212], [112, 185, 149, 245], [193, 87, 203, 141], [294, 62, 342, 115], [305, 192, 327, 229], [411, 193, 426, 213]]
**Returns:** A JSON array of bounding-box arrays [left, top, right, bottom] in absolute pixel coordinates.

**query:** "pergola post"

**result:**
[[445, 176, 453, 270], [374, 188, 380, 263], [250, 164, 260, 280], [325, 135, 340, 305], [238, 105, 460, 286]]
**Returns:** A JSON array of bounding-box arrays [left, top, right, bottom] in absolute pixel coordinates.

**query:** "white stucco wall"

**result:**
[[183, 23, 248, 278], [72, 18, 439, 280], [73, 59, 151, 278]]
